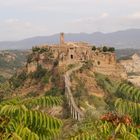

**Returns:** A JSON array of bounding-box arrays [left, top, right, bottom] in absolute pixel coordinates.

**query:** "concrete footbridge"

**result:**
[[64, 63, 84, 121]]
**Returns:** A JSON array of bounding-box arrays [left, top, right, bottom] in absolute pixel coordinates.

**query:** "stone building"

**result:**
[[38, 33, 116, 66], [27, 33, 127, 79]]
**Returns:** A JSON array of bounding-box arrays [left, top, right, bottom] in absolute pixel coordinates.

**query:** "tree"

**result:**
[[103, 46, 108, 52], [92, 46, 96, 51], [108, 47, 115, 52], [32, 47, 40, 52], [32, 65, 47, 79]]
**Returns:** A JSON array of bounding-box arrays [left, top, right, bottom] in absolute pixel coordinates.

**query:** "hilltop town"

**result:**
[[26, 33, 127, 79]]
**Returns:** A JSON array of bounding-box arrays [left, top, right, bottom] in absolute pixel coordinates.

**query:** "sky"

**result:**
[[0, 0, 140, 41]]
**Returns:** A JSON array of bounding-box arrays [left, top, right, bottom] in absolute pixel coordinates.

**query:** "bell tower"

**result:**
[[60, 32, 64, 45]]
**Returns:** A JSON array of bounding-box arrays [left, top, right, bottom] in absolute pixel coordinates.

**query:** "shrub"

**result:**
[[42, 74, 50, 84], [92, 46, 96, 51], [25, 91, 38, 98], [103, 46, 108, 52], [0, 75, 6, 83], [32, 65, 47, 79], [32, 47, 40, 52], [45, 87, 63, 96], [10, 71, 27, 89], [27, 54, 33, 63], [53, 60, 59, 67], [108, 47, 115, 52]]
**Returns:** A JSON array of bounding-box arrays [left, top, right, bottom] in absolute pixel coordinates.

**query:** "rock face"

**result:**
[[120, 53, 140, 87], [26, 33, 127, 79], [120, 53, 140, 73]]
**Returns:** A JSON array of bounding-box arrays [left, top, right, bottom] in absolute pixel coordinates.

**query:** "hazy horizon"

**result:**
[[0, 28, 139, 42]]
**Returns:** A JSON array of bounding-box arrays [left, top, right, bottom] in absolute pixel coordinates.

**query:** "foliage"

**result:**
[[108, 47, 115, 52], [103, 46, 108, 52], [31, 65, 47, 79], [0, 96, 63, 140], [114, 83, 140, 124], [115, 98, 140, 124], [95, 73, 140, 124], [24, 91, 38, 98], [70, 120, 140, 140], [92, 46, 96, 51], [45, 87, 64, 96], [53, 60, 59, 67], [32, 47, 53, 59], [42, 74, 50, 84], [102, 46, 115, 53], [116, 83, 140, 103], [27, 54, 33, 63], [95, 73, 118, 94], [79, 60, 93, 72], [74, 79, 87, 99], [32, 47, 41, 52], [67, 64, 76, 70], [88, 95, 107, 109], [51, 68, 65, 92], [0, 82, 12, 100], [0, 75, 6, 83], [0, 50, 27, 70], [9, 71, 27, 89]]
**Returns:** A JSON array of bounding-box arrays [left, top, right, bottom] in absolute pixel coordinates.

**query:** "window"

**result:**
[[71, 55, 73, 59]]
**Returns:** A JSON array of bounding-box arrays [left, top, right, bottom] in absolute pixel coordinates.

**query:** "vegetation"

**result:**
[[9, 71, 27, 89], [70, 115, 140, 140], [0, 96, 63, 140], [95, 73, 140, 124], [1, 46, 140, 140], [79, 60, 93, 72], [32, 47, 53, 57], [92, 46, 96, 51], [0, 75, 6, 83], [31, 65, 47, 80], [69, 73, 140, 140], [102, 46, 115, 52], [0, 50, 27, 79]]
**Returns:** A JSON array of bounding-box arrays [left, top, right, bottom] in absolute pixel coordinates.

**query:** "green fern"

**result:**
[[115, 98, 140, 122], [0, 96, 63, 140]]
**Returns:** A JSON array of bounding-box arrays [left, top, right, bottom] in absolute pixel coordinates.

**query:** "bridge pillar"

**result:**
[[72, 108, 75, 119], [70, 105, 73, 117]]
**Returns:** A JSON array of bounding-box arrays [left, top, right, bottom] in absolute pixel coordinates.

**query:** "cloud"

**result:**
[[0, 18, 48, 40], [100, 13, 109, 18], [128, 12, 140, 19], [0, 0, 140, 40], [66, 10, 140, 33]]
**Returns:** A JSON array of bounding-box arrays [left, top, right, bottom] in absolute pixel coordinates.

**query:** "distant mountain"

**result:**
[[1, 29, 140, 50], [116, 49, 140, 59]]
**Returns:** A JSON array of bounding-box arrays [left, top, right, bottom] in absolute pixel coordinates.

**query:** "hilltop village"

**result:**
[[26, 33, 127, 79]]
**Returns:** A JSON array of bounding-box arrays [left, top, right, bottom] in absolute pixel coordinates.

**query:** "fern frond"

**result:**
[[23, 96, 62, 108]]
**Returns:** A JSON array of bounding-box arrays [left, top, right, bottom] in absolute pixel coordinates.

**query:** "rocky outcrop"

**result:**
[[120, 53, 140, 73], [119, 53, 140, 87]]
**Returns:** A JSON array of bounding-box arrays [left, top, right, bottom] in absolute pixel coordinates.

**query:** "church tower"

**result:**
[[60, 32, 64, 45]]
